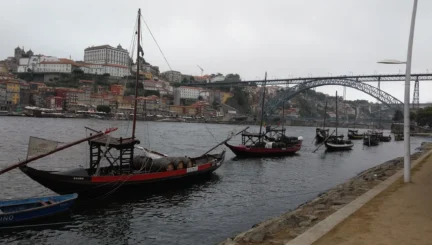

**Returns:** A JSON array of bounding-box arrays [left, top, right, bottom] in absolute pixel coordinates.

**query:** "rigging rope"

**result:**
[[139, 14, 173, 71]]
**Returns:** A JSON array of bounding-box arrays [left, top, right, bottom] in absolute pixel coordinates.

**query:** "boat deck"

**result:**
[[89, 135, 140, 149]]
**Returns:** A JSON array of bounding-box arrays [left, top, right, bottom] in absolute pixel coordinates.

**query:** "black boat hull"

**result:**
[[19, 152, 225, 198], [324, 142, 354, 151], [225, 142, 301, 158], [379, 136, 392, 142], [363, 139, 380, 146]]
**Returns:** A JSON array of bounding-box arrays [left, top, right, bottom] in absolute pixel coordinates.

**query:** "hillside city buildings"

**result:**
[[0, 45, 238, 118], [1, 44, 363, 120]]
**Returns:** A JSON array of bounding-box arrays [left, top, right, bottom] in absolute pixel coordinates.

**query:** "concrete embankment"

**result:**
[[218, 142, 432, 245]]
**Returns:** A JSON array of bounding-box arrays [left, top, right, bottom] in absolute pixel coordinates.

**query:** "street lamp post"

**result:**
[[377, 0, 418, 183]]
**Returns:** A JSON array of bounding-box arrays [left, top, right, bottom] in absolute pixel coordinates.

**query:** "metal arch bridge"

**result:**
[[264, 78, 404, 116], [184, 73, 431, 110], [186, 73, 432, 87]]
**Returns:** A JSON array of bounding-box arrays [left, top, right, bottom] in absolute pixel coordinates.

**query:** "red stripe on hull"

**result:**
[[227, 144, 301, 153], [225, 142, 302, 157], [91, 162, 213, 183]]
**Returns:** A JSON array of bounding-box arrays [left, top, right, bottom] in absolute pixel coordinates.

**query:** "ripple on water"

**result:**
[[0, 117, 428, 245]]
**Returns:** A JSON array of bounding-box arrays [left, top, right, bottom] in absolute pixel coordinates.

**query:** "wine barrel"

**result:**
[[177, 160, 185, 169], [186, 159, 193, 168], [166, 162, 174, 171], [133, 156, 192, 172]]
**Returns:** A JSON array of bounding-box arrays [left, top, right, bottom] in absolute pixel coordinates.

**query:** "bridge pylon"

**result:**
[[412, 77, 419, 109]]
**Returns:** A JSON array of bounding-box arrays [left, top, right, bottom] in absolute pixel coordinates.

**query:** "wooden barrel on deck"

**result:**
[[176, 160, 185, 169], [186, 159, 193, 168]]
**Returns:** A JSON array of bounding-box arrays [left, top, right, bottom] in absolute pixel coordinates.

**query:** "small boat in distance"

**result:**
[[324, 91, 353, 152], [348, 129, 363, 140], [225, 72, 303, 157], [394, 132, 404, 141], [316, 100, 329, 143], [363, 131, 380, 146], [378, 132, 392, 142], [316, 99, 343, 143], [0, 193, 77, 226], [225, 128, 303, 157]]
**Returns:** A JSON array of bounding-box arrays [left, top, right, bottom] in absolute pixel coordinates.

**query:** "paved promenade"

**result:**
[[313, 153, 432, 245]]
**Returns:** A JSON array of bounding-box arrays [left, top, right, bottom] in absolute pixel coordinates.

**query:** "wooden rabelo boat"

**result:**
[[394, 132, 404, 141], [225, 128, 303, 157], [316, 128, 329, 142], [347, 129, 363, 140], [316, 100, 343, 143], [378, 132, 392, 142], [363, 131, 380, 146], [225, 73, 303, 157], [0, 9, 226, 199], [324, 91, 353, 152]]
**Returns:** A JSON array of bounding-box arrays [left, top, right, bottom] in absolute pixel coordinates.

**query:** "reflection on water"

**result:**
[[0, 117, 429, 245]]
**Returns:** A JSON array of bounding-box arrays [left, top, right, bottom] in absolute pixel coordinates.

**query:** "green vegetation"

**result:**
[[416, 107, 432, 127], [393, 110, 403, 121], [226, 87, 250, 114], [97, 105, 111, 113]]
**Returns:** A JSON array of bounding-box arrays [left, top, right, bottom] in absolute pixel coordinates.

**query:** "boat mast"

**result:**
[[282, 101, 284, 129], [323, 99, 327, 129], [335, 91, 338, 137], [132, 9, 141, 139], [258, 72, 267, 142]]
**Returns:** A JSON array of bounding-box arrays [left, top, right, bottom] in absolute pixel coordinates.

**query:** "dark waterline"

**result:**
[[0, 117, 429, 245]]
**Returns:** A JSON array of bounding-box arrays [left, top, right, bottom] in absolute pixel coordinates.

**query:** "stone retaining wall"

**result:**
[[219, 142, 432, 245]]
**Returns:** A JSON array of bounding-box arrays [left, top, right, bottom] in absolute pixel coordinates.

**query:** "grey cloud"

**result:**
[[1, 0, 431, 102]]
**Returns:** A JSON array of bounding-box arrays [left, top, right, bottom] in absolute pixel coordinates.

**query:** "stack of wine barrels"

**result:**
[[132, 155, 193, 172]]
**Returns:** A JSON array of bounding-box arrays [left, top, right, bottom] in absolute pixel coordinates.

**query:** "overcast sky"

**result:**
[[2, 0, 432, 102]]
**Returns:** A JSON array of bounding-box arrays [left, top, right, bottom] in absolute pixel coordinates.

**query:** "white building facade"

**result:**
[[179, 86, 209, 100], [84, 44, 130, 67], [161, 70, 182, 83]]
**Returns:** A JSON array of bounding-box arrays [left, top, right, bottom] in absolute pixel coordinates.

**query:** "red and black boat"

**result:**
[[225, 131, 302, 157], [19, 143, 225, 197], [225, 72, 303, 157], [316, 100, 343, 143], [1, 9, 226, 198], [324, 91, 353, 152]]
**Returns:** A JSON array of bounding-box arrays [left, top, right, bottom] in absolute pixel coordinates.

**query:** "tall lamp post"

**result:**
[[377, 0, 418, 183]]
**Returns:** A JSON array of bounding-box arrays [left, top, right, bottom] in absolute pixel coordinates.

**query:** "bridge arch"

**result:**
[[265, 79, 403, 114]]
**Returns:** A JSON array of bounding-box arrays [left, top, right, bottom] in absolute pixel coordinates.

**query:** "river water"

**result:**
[[0, 117, 429, 245]]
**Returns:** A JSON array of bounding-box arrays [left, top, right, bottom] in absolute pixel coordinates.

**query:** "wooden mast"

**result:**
[[132, 9, 141, 139], [335, 91, 338, 137], [281, 100, 284, 130], [258, 72, 267, 142], [323, 99, 327, 129]]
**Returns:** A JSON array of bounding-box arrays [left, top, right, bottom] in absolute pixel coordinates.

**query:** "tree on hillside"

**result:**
[[225, 74, 241, 82], [416, 107, 432, 127], [144, 90, 160, 97], [410, 111, 417, 122], [72, 69, 84, 76], [393, 110, 403, 121]]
